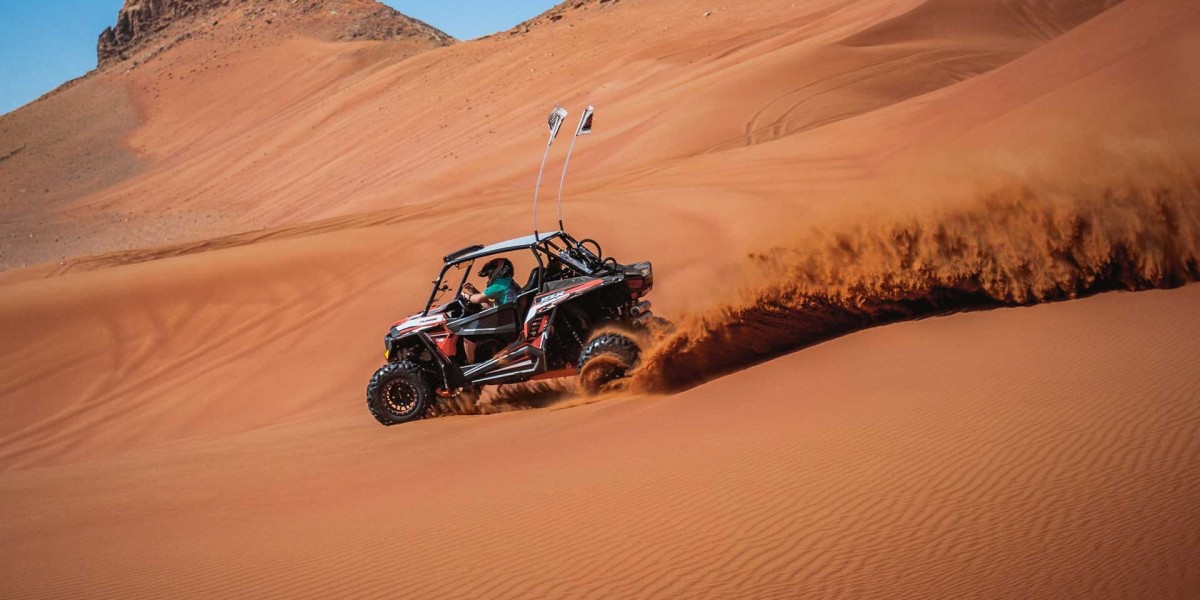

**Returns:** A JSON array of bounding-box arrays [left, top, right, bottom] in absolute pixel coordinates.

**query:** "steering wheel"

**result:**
[[463, 300, 485, 315], [458, 284, 487, 315]]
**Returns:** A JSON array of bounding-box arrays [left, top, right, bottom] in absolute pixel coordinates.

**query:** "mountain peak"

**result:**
[[97, 0, 453, 67]]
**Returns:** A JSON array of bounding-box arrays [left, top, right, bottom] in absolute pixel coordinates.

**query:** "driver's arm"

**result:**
[[460, 284, 495, 306]]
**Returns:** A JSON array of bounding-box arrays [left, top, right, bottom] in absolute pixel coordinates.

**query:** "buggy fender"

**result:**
[[390, 331, 467, 390]]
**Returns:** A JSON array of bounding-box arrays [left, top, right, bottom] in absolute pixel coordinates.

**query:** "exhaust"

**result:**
[[631, 301, 652, 317], [632, 301, 654, 326]]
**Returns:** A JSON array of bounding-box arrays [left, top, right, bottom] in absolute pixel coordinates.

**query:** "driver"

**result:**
[[461, 258, 519, 307], [459, 258, 520, 365]]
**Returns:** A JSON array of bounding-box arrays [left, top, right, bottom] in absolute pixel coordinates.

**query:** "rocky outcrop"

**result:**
[[504, 0, 622, 37], [98, 0, 223, 65], [98, 0, 453, 67]]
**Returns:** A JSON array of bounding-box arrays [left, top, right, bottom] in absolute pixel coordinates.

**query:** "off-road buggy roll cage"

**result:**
[[422, 230, 614, 315]]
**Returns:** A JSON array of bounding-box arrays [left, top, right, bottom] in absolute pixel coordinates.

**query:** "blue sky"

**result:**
[[0, 0, 559, 116]]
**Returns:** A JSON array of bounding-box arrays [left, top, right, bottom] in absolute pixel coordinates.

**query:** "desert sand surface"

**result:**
[[2, 0, 1200, 597], [3, 285, 1199, 599]]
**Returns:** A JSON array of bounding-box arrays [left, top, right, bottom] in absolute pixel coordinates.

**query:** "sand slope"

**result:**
[[2, 0, 1200, 597], [0, 0, 1161, 268], [3, 286, 1198, 599]]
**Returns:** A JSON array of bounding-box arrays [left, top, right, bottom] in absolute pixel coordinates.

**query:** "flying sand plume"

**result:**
[[634, 174, 1200, 392]]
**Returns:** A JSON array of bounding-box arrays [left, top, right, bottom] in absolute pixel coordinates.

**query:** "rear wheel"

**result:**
[[578, 333, 641, 395], [366, 361, 433, 426]]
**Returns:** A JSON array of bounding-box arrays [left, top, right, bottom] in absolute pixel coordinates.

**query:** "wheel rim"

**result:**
[[594, 363, 627, 386], [580, 353, 630, 393], [383, 379, 420, 417]]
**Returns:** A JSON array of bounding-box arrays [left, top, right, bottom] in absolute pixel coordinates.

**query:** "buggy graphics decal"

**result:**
[[530, 279, 605, 315], [391, 314, 446, 332]]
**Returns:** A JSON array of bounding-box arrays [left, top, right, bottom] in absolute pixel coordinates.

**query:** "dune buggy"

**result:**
[[366, 230, 656, 425]]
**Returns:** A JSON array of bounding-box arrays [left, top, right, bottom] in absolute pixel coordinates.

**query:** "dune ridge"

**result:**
[[637, 171, 1200, 391]]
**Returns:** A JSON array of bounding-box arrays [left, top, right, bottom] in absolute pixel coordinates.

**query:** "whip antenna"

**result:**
[[534, 105, 568, 241], [556, 105, 593, 232]]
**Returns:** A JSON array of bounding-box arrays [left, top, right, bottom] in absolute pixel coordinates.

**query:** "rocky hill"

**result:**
[[98, 0, 453, 67], [503, 0, 623, 37], [1, 0, 455, 271]]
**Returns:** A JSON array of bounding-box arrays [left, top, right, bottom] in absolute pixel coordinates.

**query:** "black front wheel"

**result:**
[[578, 333, 641, 395], [366, 361, 433, 426]]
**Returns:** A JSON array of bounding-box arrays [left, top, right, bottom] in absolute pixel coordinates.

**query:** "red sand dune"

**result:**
[[2, 0, 1199, 597]]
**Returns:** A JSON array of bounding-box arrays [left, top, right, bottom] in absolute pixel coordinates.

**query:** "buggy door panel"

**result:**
[[447, 304, 519, 337]]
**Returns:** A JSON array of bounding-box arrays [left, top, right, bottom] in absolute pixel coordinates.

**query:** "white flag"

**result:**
[[547, 106, 568, 141], [576, 106, 594, 136]]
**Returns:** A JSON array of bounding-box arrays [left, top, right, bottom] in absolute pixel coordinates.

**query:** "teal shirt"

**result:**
[[483, 277, 517, 304]]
